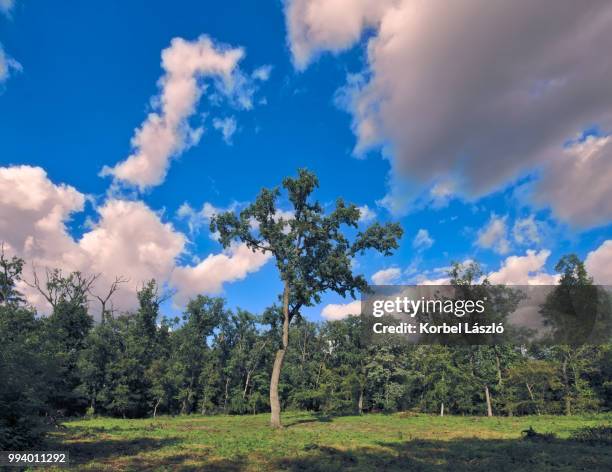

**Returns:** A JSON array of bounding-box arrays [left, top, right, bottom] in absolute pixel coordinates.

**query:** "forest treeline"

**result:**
[[1, 248, 611, 449]]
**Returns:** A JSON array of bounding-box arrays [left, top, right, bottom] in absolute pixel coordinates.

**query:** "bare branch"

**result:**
[[24, 265, 100, 311], [88, 275, 129, 319]]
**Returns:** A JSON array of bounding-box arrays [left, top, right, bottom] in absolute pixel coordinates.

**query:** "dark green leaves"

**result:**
[[210, 168, 403, 314]]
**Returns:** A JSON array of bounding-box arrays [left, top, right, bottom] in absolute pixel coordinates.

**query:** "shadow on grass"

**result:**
[[275, 437, 612, 472], [49, 436, 181, 466], [43, 424, 612, 471], [112, 453, 249, 472], [286, 413, 334, 428], [46, 433, 251, 471]]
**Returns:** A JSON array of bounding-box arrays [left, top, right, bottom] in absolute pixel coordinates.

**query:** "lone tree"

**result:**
[[211, 169, 403, 428]]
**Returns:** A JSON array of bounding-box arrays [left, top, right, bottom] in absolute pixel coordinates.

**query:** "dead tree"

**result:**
[[88, 275, 129, 321]]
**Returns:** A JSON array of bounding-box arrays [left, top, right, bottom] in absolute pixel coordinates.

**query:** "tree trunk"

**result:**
[[485, 385, 493, 417], [223, 377, 230, 413], [201, 393, 208, 415], [494, 350, 503, 387], [358, 387, 364, 415], [525, 382, 540, 415], [270, 283, 290, 428], [440, 402, 444, 417], [270, 348, 286, 428], [243, 371, 251, 399], [153, 398, 161, 418]]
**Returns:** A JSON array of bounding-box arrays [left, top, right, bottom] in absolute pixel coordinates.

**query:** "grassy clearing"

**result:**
[[41, 412, 612, 471]]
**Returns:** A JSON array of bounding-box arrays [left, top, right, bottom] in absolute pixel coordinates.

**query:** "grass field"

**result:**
[[41, 412, 612, 471]]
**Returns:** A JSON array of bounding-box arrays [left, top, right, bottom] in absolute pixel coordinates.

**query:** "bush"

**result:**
[[521, 426, 556, 442], [570, 426, 612, 445]]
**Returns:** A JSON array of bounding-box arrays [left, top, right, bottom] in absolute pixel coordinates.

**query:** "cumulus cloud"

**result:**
[[412, 228, 433, 251], [171, 243, 271, 303], [585, 240, 612, 284], [0, 166, 186, 313], [101, 36, 257, 190], [476, 214, 511, 255], [534, 135, 612, 227], [488, 250, 558, 285], [357, 204, 376, 223], [285, 0, 395, 69], [78, 200, 186, 305], [321, 299, 361, 320], [1, 165, 269, 315], [0, 165, 87, 266], [286, 0, 612, 219], [371, 267, 401, 285], [213, 116, 238, 144]]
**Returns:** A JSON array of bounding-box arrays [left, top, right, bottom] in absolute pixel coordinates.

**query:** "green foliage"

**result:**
[[211, 168, 403, 316], [1, 207, 612, 449], [570, 425, 612, 444], [0, 244, 25, 305], [0, 252, 58, 449]]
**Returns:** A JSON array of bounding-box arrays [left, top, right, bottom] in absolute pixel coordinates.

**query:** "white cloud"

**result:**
[[78, 199, 186, 300], [585, 240, 612, 284], [371, 267, 401, 285], [213, 116, 238, 144], [512, 215, 542, 246], [357, 204, 376, 223], [286, 0, 612, 218], [412, 228, 433, 251], [0, 166, 187, 313], [418, 275, 451, 286], [488, 249, 558, 285], [416, 251, 559, 286], [101, 36, 255, 190], [252, 65, 272, 81], [321, 299, 361, 320], [0, 166, 184, 312], [177, 201, 236, 234], [534, 135, 612, 227], [285, 0, 395, 70], [0, 165, 86, 267], [171, 243, 271, 304], [476, 214, 511, 255], [1, 165, 269, 314], [0, 45, 22, 83]]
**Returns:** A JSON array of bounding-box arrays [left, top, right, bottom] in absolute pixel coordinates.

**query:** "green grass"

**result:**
[[41, 412, 612, 471]]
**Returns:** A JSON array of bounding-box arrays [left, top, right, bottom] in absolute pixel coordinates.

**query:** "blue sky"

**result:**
[[1, 0, 611, 321]]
